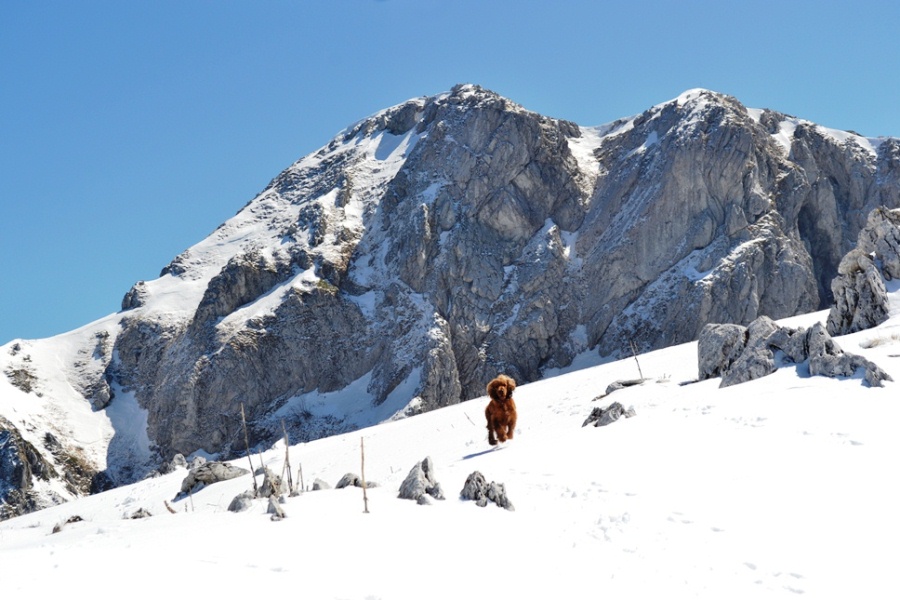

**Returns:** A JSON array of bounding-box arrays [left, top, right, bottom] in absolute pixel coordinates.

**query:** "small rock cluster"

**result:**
[[459, 471, 514, 511], [228, 465, 291, 517], [698, 316, 893, 388], [395, 459, 511, 511], [582, 401, 636, 427]]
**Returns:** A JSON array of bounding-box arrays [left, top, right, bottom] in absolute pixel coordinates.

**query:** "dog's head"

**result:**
[[487, 374, 516, 403]]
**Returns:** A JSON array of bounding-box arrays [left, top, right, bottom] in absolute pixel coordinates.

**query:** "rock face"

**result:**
[[99, 85, 900, 465], [698, 317, 893, 388], [4, 85, 900, 514], [398, 456, 445, 505], [827, 207, 900, 335], [0, 417, 60, 519], [697, 324, 748, 382]]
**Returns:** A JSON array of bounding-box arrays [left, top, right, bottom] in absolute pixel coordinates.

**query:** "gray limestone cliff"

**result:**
[[4, 85, 900, 512], [106, 86, 900, 462]]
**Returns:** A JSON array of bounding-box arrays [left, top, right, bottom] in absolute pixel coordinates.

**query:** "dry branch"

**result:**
[[360, 437, 370, 514], [240, 403, 258, 496]]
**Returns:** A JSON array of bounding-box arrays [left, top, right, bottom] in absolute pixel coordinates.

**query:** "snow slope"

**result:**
[[2, 304, 898, 599]]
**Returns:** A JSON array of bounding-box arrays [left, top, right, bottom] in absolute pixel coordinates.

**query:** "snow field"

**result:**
[[2, 305, 899, 598]]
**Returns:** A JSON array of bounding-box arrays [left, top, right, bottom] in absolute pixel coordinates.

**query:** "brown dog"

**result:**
[[485, 374, 517, 446]]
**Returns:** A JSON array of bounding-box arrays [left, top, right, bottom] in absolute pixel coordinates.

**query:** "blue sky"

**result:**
[[2, 0, 899, 344]]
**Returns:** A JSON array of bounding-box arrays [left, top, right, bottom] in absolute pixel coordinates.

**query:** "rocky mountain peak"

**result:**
[[3, 86, 899, 519]]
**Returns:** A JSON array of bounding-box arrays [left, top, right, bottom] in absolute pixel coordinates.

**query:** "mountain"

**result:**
[[2, 84, 899, 517], [1, 301, 898, 597]]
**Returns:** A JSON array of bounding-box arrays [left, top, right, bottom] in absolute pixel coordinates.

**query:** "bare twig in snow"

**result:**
[[360, 437, 370, 514], [629, 340, 645, 380], [240, 403, 258, 496]]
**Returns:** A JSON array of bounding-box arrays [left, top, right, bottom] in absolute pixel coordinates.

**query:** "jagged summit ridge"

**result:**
[[2, 85, 899, 518], [107, 82, 900, 456]]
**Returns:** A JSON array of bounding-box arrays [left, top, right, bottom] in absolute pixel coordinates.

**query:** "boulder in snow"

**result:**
[[460, 471, 514, 511], [697, 324, 747, 380], [259, 467, 288, 498], [582, 401, 636, 427], [178, 461, 249, 497], [311, 478, 331, 491], [267, 496, 286, 520], [398, 456, 445, 504], [806, 323, 893, 387], [227, 490, 256, 513], [335, 473, 378, 489]]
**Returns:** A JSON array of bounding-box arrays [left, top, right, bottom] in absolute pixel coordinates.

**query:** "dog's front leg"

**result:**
[[487, 426, 498, 445]]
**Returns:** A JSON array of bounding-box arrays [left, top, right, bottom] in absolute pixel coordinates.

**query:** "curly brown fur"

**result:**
[[485, 374, 517, 446]]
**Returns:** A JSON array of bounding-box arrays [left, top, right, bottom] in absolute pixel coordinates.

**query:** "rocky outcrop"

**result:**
[[806, 323, 893, 387], [460, 471, 514, 511], [228, 490, 256, 513], [398, 456, 445, 505], [697, 324, 748, 381], [582, 401, 635, 427], [311, 478, 331, 491], [0, 416, 61, 519], [226, 466, 289, 514], [698, 317, 892, 388], [827, 207, 900, 335], [178, 461, 249, 496], [335, 472, 378, 489], [259, 467, 289, 498]]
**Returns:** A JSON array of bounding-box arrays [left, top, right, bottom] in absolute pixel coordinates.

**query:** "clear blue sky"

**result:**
[[2, 0, 899, 344]]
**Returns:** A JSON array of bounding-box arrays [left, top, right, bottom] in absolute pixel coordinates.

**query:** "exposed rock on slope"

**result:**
[[0, 416, 59, 519], [3, 85, 900, 515], [698, 317, 893, 388], [827, 207, 900, 335]]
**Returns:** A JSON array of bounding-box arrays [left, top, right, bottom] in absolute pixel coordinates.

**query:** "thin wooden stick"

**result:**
[[281, 420, 294, 493], [240, 403, 258, 496], [629, 340, 645, 381], [360, 437, 369, 514]]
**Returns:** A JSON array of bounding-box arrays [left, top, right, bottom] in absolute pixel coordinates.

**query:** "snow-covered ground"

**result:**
[[2, 303, 898, 599]]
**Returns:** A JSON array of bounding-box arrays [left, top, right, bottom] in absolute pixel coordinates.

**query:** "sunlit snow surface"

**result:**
[[2, 303, 899, 599]]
